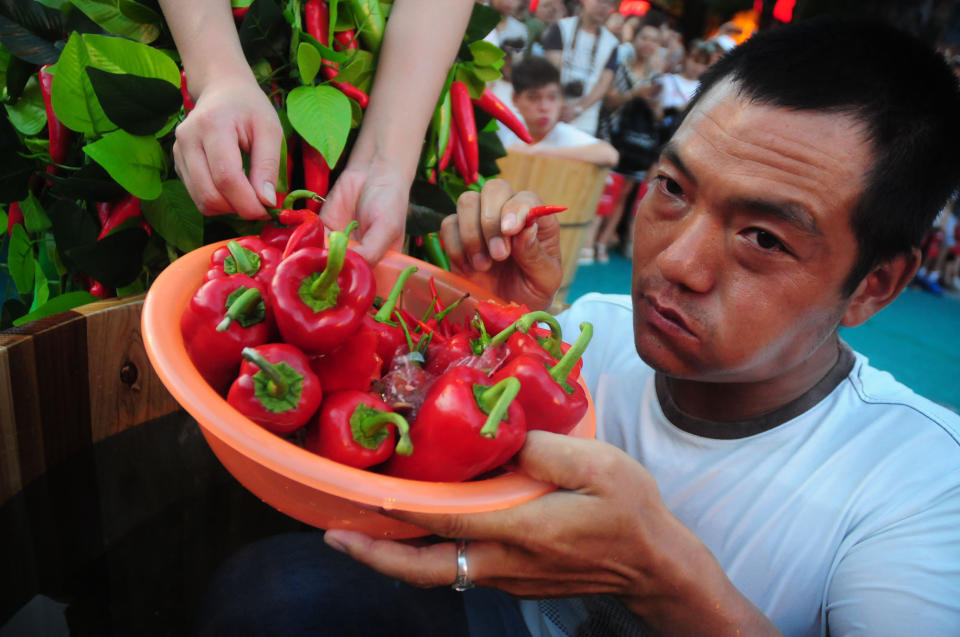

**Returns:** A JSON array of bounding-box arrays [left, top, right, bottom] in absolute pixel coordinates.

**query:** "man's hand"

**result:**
[[324, 432, 783, 636], [173, 76, 282, 219], [439, 179, 562, 311]]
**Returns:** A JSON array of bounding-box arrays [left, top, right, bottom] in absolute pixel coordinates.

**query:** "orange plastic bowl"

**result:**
[[142, 241, 595, 538]]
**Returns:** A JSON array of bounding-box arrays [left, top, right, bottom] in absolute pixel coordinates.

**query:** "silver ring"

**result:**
[[452, 539, 476, 592]]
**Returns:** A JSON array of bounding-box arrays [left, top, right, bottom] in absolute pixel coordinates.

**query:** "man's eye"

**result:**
[[748, 228, 786, 252], [656, 176, 684, 197]]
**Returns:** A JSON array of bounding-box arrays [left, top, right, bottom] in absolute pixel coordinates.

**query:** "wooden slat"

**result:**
[[80, 295, 180, 442], [0, 346, 22, 502]]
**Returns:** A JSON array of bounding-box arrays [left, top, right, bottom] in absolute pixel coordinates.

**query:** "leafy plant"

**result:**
[[0, 0, 507, 329]]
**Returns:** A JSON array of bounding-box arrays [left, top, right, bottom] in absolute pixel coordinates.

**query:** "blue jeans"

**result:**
[[194, 532, 532, 637]]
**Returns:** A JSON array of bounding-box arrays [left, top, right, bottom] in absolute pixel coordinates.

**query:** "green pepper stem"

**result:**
[[374, 265, 418, 323], [226, 240, 256, 275], [394, 309, 416, 354], [550, 322, 593, 388], [352, 405, 414, 455], [434, 292, 469, 323], [309, 220, 357, 299], [216, 287, 262, 332], [488, 310, 563, 359], [282, 189, 324, 210], [474, 377, 521, 439], [241, 347, 288, 397]]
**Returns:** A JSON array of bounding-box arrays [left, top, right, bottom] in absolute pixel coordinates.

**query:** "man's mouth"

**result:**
[[644, 295, 697, 338]]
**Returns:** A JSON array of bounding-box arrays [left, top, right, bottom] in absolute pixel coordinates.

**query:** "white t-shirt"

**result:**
[[521, 293, 960, 637], [658, 73, 699, 112], [497, 121, 600, 152]]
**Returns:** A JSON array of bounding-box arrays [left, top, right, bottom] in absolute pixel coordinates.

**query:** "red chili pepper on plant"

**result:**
[[228, 344, 323, 435], [384, 367, 525, 482], [205, 237, 281, 287], [493, 322, 593, 435], [180, 70, 195, 113], [305, 390, 413, 468], [473, 88, 534, 144], [301, 144, 330, 213], [7, 202, 23, 235], [270, 221, 375, 355], [450, 81, 479, 182], [39, 65, 70, 173], [180, 275, 274, 393]]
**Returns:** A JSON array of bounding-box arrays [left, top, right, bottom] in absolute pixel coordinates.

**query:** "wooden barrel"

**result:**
[[0, 295, 180, 505], [495, 153, 608, 310]]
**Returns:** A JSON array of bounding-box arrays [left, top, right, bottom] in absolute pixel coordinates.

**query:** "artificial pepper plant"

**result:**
[[0, 0, 516, 330]]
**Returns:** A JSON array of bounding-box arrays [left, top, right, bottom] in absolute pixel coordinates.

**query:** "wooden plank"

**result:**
[[82, 297, 179, 442], [0, 347, 22, 503], [1, 334, 45, 497]]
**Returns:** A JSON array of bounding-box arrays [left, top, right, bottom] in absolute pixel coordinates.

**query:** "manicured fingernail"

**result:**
[[262, 181, 276, 204], [503, 213, 519, 232], [489, 237, 507, 260], [472, 253, 491, 271]]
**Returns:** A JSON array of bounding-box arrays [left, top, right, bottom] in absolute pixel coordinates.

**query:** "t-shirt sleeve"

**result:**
[[604, 48, 618, 71], [825, 478, 960, 635], [542, 24, 562, 51]]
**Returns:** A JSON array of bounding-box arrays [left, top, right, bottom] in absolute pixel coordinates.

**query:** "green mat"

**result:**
[[569, 252, 960, 413]]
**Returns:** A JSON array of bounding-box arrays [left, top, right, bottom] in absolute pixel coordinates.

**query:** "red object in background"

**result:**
[[180, 71, 195, 113], [450, 81, 479, 182], [595, 172, 625, 217], [619, 1, 650, 17], [7, 202, 23, 235], [39, 65, 70, 172], [473, 89, 533, 144], [97, 194, 149, 240], [301, 143, 330, 212], [753, 0, 795, 23], [529, 0, 539, 13]]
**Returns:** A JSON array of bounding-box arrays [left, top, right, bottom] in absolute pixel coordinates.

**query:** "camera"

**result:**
[[563, 80, 584, 98]]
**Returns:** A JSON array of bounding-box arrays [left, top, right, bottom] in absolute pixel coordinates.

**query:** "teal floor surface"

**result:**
[[568, 251, 960, 413]]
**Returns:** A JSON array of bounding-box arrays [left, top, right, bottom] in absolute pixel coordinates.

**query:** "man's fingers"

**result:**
[[440, 214, 473, 276], [203, 128, 266, 219], [479, 180, 515, 262], [246, 117, 283, 208], [456, 190, 489, 271], [323, 530, 458, 588]]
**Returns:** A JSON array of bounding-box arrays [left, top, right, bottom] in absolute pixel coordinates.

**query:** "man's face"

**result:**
[[634, 25, 661, 60], [512, 83, 563, 140], [492, 0, 522, 16], [631, 81, 873, 383], [582, 0, 617, 23]]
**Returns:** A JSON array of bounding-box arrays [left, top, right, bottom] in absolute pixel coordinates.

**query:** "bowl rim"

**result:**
[[141, 240, 595, 514]]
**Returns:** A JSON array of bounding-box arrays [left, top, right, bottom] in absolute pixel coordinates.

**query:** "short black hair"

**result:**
[[679, 17, 960, 294], [511, 56, 561, 95]]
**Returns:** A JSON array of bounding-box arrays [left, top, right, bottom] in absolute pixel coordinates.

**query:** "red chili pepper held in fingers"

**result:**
[[270, 221, 375, 355], [524, 205, 567, 228], [473, 88, 534, 144], [205, 237, 281, 287], [301, 144, 330, 213], [305, 390, 413, 468], [228, 344, 322, 435], [180, 70, 195, 113], [450, 81, 479, 182], [180, 275, 274, 393], [39, 65, 70, 172], [493, 322, 593, 435], [384, 368, 526, 482]]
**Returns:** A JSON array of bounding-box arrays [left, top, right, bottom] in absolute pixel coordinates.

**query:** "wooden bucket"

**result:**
[[0, 295, 180, 505], [495, 153, 608, 309]]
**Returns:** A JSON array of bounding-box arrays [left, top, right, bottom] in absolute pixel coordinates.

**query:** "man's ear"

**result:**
[[841, 248, 921, 327]]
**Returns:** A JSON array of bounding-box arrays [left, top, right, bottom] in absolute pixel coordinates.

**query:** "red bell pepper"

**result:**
[[363, 265, 418, 373], [39, 65, 70, 172], [301, 144, 330, 213], [384, 367, 525, 482], [205, 237, 281, 287], [180, 274, 274, 393], [228, 344, 323, 435], [270, 221, 375, 355], [309, 320, 382, 392], [180, 70, 195, 113], [493, 322, 593, 435], [7, 202, 23, 235], [473, 88, 534, 144], [424, 312, 491, 376], [305, 390, 413, 468], [450, 81, 479, 182], [260, 209, 315, 251], [475, 299, 533, 335]]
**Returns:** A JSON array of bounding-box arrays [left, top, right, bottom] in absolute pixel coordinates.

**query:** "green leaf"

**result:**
[[297, 41, 322, 85], [66, 226, 148, 288], [0, 114, 32, 204], [0, 207, 7, 231], [231, 0, 254, 7], [12, 291, 98, 326], [70, 0, 161, 44], [454, 63, 486, 100], [29, 260, 49, 312], [0, 14, 60, 65], [81, 33, 180, 84], [116, 278, 146, 296], [140, 180, 203, 252], [463, 3, 500, 43], [277, 135, 289, 194], [287, 85, 351, 167], [298, 32, 347, 64], [472, 65, 501, 83], [19, 192, 51, 234], [46, 161, 127, 200], [334, 49, 374, 88], [86, 67, 182, 135], [469, 40, 505, 67], [237, 0, 287, 62], [83, 129, 165, 200], [50, 32, 115, 136], [4, 74, 46, 134], [5, 55, 35, 103], [8, 223, 35, 296]]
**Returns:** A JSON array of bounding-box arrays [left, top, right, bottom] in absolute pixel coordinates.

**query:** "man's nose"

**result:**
[[654, 211, 722, 294]]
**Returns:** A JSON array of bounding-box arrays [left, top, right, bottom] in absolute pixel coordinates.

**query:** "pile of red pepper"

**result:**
[[180, 212, 593, 482]]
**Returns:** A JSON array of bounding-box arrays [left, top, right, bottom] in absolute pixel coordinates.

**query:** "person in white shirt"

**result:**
[[498, 56, 619, 167], [658, 39, 716, 114]]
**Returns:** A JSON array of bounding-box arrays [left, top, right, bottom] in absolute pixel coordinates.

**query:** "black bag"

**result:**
[[610, 97, 660, 174]]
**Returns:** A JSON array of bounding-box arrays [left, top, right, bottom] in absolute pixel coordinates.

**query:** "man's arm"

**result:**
[[574, 67, 614, 115], [509, 140, 619, 167]]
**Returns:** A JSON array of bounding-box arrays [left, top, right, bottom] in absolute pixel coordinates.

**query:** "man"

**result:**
[[499, 56, 619, 167], [542, 0, 621, 135], [197, 17, 960, 637]]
